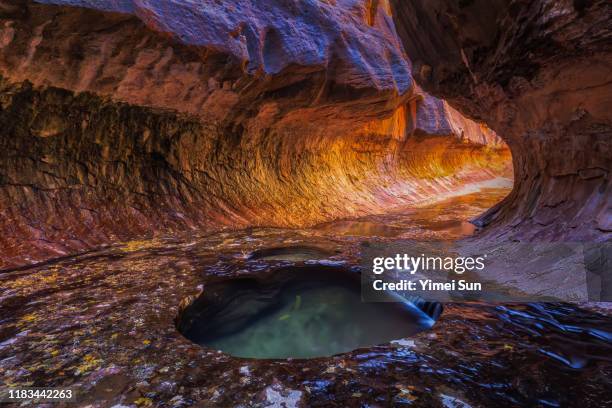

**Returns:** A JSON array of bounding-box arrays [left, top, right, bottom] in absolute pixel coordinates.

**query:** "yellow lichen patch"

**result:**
[[18, 313, 39, 327], [21, 313, 37, 322], [74, 354, 102, 375], [135, 397, 153, 406], [120, 239, 161, 253], [39, 272, 59, 284], [395, 387, 417, 402]]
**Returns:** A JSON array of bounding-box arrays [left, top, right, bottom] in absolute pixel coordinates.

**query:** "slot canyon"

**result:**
[[0, 1, 610, 407]]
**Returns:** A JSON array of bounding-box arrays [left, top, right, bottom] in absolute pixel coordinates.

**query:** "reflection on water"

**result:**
[[178, 266, 433, 359], [315, 220, 405, 237], [313, 187, 506, 240], [248, 246, 337, 262], [422, 219, 476, 235]]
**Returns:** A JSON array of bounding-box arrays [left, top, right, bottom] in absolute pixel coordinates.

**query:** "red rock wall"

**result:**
[[390, 0, 611, 242], [0, 1, 511, 268]]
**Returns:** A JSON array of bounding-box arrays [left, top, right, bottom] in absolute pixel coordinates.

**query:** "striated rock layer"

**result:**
[[0, 0, 510, 268], [390, 0, 611, 242]]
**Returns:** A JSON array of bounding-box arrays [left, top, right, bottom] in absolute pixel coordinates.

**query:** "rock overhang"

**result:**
[[35, 0, 413, 93]]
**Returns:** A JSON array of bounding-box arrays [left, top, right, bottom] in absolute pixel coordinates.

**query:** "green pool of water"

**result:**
[[177, 266, 434, 359]]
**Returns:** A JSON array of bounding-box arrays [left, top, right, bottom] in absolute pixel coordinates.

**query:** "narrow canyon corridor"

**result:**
[[0, 0, 610, 407]]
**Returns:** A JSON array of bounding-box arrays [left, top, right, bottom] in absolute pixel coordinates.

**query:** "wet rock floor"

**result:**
[[1, 188, 611, 407]]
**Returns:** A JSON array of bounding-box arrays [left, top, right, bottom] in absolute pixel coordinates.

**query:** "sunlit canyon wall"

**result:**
[[390, 0, 611, 242], [0, 0, 511, 268]]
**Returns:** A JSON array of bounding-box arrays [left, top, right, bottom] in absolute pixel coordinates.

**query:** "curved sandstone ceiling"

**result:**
[[0, 0, 514, 268]]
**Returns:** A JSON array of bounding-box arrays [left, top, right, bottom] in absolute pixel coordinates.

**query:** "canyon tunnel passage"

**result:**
[[0, 0, 607, 271], [0, 0, 515, 268], [0, 78, 512, 268], [0, 1, 611, 407]]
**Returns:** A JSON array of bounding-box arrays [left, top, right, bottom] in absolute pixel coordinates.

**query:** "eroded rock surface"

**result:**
[[1, 192, 610, 407], [4, 0, 411, 118], [0, 0, 510, 268], [390, 0, 611, 241]]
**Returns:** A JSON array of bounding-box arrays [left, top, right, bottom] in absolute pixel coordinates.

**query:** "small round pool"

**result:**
[[176, 265, 436, 359]]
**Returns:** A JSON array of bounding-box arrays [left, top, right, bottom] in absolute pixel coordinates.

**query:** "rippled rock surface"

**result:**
[[0, 0, 511, 268], [1, 191, 610, 407]]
